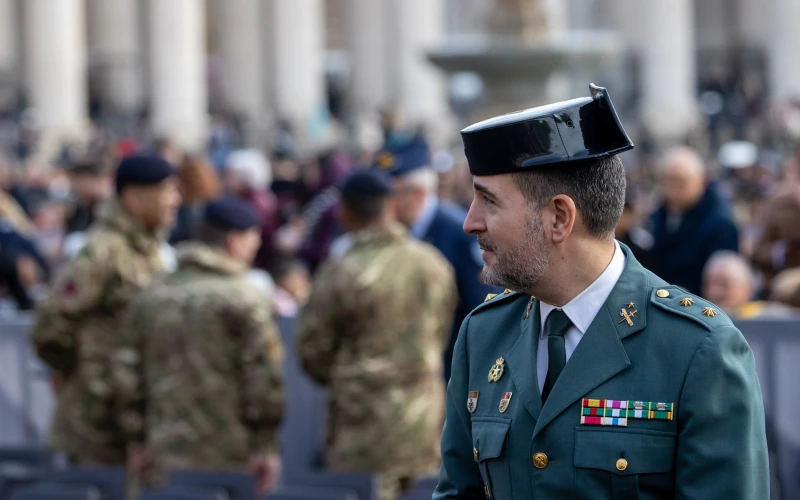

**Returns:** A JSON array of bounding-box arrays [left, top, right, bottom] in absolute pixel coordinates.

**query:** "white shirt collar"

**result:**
[[539, 240, 626, 337]]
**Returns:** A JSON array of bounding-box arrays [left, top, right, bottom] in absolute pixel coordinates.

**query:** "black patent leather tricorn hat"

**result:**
[[461, 84, 633, 176]]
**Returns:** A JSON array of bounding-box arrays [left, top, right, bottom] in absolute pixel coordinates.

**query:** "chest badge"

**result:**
[[487, 357, 505, 382], [581, 398, 675, 426], [499, 392, 513, 413], [467, 391, 479, 413]]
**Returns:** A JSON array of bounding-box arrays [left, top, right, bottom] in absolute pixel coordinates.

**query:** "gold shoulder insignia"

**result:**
[[484, 293, 498, 302], [651, 286, 730, 331]]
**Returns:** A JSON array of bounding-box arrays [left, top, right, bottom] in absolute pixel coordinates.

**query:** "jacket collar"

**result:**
[[95, 199, 162, 254], [504, 243, 649, 429], [176, 242, 247, 276], [350, 222, 407, 248]]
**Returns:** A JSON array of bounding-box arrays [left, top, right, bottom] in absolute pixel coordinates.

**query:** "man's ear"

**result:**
[[550, 194, 576, 244]]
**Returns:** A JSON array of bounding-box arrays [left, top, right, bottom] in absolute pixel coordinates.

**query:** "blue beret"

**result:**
[[115, 155, 176, 193], [374, 137, 431, 177], [340, 169, 394, 198], [203, 197, 261, 231]]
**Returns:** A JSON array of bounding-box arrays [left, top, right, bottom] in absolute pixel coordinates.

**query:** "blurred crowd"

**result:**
[[3, 93, 800, 497], [0, 113, 481, 318], [3, 114, 800, 321]]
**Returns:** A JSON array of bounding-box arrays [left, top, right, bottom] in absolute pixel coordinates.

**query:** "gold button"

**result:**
[[616, 458, 628, 471], [656, 289, 670, 298], [532, 452, 548, 469], [473, 448, 479, 460]]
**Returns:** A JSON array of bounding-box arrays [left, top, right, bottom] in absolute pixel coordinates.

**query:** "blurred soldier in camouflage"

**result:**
[[298, 169, 457, 500], [31, 155, 179, 465], [114, 197, 284, 492]]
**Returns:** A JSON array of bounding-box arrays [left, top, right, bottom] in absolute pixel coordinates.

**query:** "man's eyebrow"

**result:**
[[473, 181, 498, 200]]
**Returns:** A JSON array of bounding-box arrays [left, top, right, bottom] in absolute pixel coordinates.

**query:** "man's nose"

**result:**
[[463, 201, 485, 235]]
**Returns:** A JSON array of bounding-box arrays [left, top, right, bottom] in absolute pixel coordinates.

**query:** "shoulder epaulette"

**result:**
[[649, 285, 733, 331]]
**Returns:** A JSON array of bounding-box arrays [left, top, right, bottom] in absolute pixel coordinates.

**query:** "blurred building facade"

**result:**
[[0, 0, 797, 156]]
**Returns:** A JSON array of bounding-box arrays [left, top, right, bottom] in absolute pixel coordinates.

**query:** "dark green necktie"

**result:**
[[541, 309, 573, 403]]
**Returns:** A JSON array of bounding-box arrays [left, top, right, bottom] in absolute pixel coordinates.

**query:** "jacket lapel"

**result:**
[[505, 296, 543, 421], [532, 245, 650, 437]]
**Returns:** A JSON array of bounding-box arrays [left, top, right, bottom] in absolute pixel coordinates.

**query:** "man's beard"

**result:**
[[478, 213, 550, 291]]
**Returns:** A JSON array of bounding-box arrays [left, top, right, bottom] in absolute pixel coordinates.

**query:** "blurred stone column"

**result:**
[[346, 0, 388, 150], [0, 0, 18, 110], [736, 0, 769, 49], [609, 0, 642, 111], [768, 0, 800, 102], [212, 0, 265, 146], [639, 0, 699, 145], [87, 0, 143, 116], [147, 0, 208, 151], [23, 0, 90, 155], [269, 0, 329, 152], [385, 0, 451, 145]]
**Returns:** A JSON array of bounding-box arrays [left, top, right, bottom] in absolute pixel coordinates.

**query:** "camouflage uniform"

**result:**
[[31, 200, 165, 465], [113, 242, 284, 485], [297, 224, 457, 500]]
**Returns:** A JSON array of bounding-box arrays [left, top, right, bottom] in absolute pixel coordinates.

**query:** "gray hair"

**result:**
[[225, 149, 272, 190], [511, 155, 626, 239], [704, 250, 754, 285], [402, 167, 439, 193], [660, 146, 706, 176]]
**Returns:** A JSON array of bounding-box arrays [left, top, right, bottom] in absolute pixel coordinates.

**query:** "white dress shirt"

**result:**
[[537, 240, 626, 393]]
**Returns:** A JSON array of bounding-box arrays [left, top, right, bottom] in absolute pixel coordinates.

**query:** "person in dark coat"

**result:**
[[381, 137, 500, 381], [223, 149, 280, 271], [0, 243, 34, 310], [649, 147, 739, 295], [64, 159, 113, 234]]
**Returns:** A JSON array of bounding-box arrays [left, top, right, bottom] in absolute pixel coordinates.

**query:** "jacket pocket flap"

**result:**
[[471, 418, 510, 462], [574, 428, 675, 475]]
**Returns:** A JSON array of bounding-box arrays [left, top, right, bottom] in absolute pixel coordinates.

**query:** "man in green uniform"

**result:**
[[434, 84, 769, 499], [298, 169, 457, 500], [32, 155, 180, 465], [114, 198, 284, 491]]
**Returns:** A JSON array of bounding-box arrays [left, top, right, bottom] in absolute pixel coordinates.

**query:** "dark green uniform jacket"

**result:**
[[434, 244, 769, 499]]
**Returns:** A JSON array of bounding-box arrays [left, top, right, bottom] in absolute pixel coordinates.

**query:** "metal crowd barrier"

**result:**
[[1, 314, 798, 498], [737, 319, 800, 500], [0, 313, 52, 445]]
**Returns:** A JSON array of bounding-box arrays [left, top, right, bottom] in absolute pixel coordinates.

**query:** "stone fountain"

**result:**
[[429, 0, 622, 122]]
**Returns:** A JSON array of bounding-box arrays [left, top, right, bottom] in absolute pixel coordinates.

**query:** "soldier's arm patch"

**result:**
[[50, 248, 113, 316]]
